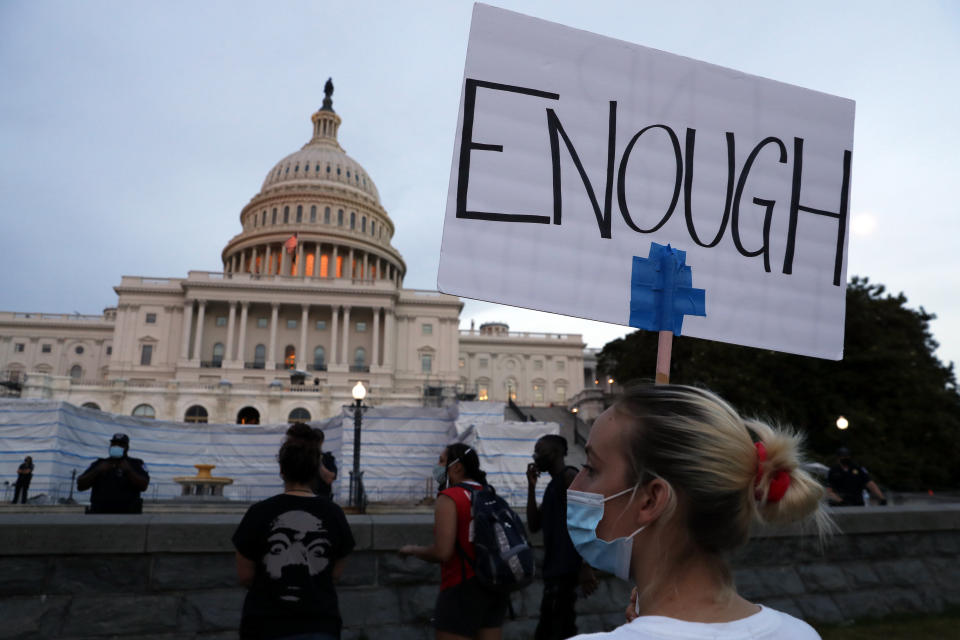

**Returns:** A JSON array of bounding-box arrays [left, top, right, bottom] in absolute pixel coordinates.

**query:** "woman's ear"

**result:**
[[634, 478, 673, 526]]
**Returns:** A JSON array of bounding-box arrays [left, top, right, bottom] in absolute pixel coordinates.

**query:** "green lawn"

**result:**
[[815, 610, 960, 639]]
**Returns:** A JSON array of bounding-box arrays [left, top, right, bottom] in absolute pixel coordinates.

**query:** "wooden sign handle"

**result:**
[[655, 330, 673, 385]]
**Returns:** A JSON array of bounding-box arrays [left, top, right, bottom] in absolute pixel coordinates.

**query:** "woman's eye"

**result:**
[[269, 541, 287, 555]]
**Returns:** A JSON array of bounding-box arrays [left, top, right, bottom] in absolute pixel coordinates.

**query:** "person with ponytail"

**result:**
[[566, 384, 829, 640], [233, 423, 355, 639], [398, 443, 508, 640]]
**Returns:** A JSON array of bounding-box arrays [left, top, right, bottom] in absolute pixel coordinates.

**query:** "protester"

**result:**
[[398, 443, 509, 640], [826, 447, 887, 507], [311, 427, 338, 500], [233, 422, 355, 640], [567, 384, 829, 640], [527, 435, 597, 639], [12, 456, 34, 504], [76, 433, 150, 513]]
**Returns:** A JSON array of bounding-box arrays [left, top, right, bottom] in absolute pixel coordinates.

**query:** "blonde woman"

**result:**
[[566, 384, 828, 640]]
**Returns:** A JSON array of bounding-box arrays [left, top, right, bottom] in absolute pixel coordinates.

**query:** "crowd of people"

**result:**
[[7, 383, 893, 639]]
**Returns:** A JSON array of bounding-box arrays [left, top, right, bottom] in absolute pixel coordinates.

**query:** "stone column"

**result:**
[[332, 246, 339, 278], [280, 245, 290, 277], [362, 252, 369, 281], [225, 302, 237, 366], [348, 248, 354, 279], [383, 309, 395, 369], [297, 242, 305, 277], [265, 245, 272, 275], [299, 305, 309, 369], [341, 306, 351, 367], [314, 243, 321, 278], [236, 302, 249, 364], [330, 306, 339, 365], [191, 301, 206, 364], [372, 307, 381, 368], [180, 301, 193, 360], [268, 303, 279, 369], [239, 251, 246, 273], [251, 247, 258, 274]]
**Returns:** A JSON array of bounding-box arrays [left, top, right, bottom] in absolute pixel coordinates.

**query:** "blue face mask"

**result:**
[[566, 486, 645, 580], [432, 464, 447, 487], [108, 446, 125, 459]]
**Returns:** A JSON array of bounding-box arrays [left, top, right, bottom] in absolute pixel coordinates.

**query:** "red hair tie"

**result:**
[[754, 442, 790, 503]]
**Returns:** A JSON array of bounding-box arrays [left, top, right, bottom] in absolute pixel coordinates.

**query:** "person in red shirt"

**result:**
[[398, 443, 508, 640]]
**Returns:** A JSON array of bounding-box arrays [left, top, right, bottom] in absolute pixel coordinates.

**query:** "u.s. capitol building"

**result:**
[[0, 87, 588, 423]]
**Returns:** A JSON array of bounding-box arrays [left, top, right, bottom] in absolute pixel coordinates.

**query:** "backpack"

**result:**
[[456, 482, 535, 593]]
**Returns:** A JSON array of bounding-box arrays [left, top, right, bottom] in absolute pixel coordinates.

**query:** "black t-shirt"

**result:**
[[17, 461, 34, 483], [232, 494, 355, 639], [541, 468, 583, 580], [82, 457, 149, 514], [828, 463, 872, 505], [312, 452, 338, 499]]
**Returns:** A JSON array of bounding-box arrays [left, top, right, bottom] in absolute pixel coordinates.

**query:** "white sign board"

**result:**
[[438, 4, 855, 360]]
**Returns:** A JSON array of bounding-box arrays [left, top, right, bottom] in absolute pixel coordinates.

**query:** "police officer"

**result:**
[[77, 433, 150, 513], [827, 447, 887, 506]]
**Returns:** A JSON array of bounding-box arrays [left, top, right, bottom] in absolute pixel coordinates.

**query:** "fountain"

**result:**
[[173, 464, 234, 500]]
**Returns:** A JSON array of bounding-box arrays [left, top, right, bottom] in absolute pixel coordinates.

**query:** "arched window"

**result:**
[[283, 206, 290, 223], [354, 347, 366, 368], [81, 402, 101, 411], [262, 210, 266, 225], [272, 208, 277, 224], [371, 221, 376, 236], [185, 405, 208, 424], [70, 365, 83, 380], [506, 379, 517, 402], [313, 346, 326, 370], [254, 344, 266, 368], [324, 207, 331, 224], [296, 205, 303, 222], [212, 343, 224, 367], [361, 217, 366, 232], [350, 212, 356, 229], [237, 406, 260, 425], [284, 345, 296, 369], [310, 205, 317, 222], [132, 404, 155, 419], [288, 407, 311, 423], [337, 209, 343, 226]]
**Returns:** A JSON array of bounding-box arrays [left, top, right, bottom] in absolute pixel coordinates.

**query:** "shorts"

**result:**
[[433, 577, 509, 636]]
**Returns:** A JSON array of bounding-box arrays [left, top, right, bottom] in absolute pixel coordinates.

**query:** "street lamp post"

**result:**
[[350, 381, 367, 513], [836, 416, 849, 430]]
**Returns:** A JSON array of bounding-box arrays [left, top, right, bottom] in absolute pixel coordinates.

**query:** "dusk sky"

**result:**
[[2, 1, 958, 370]]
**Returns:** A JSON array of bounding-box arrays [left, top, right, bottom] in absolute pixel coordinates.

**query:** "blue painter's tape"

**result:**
[[629, 242, 706, 335]]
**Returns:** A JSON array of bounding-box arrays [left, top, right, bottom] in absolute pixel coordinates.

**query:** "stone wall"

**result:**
[[0, 505, 957, 639]]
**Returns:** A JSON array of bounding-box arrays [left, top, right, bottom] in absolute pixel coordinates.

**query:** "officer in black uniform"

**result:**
[[526, 434, 597, 640], [77, 433, 150, 513], [827, 447, 887, 507], [310, 426, 338, 500]]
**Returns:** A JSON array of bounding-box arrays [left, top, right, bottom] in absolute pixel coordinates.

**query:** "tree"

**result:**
[[597, 277, 960, 490]]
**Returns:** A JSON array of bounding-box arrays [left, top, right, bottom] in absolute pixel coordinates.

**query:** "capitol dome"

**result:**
[[258, 101, 381, 205], [221, 79, 405, 285]]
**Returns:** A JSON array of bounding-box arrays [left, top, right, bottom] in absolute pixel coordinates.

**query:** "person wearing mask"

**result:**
[[397, 443, 509, 640], [567, 384, 829, 640], [826, 447, 887, 506], [12, 456, 34, 504], [527, 435, 597, 639], [311, 427, 338, 500], [233, 422, 355, 640], [77, 433, 150, 514]]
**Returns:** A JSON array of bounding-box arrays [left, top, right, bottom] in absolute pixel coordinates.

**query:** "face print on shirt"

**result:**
[[263, 510, 332, 601]]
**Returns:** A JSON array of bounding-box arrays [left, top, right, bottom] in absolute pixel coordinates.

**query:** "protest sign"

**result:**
[[438, 4, 855, 359]]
